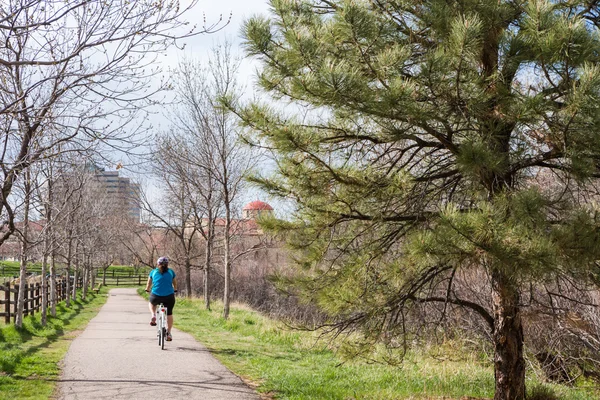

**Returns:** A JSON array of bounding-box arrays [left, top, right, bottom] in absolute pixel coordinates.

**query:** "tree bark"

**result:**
[[65, 231, 73, 307], [223, 200, 231, 320], [491, 269, 525, 400], [41, 253, 48, 325], [15, 169, 31, 328], [204, 232, 213, 311], [50, 252, 56, 316], [203, 202, 214, 310], [72, 253, 78, 300], [41, 176, 53, 326], [185, 256, 192, 297], [81, 265, 87, 300]]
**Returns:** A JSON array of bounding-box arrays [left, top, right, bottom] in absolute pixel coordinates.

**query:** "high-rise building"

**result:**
[[88, 164, 141, 222]]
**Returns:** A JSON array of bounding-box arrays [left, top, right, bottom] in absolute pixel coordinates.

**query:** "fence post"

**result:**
[[36, 283, 40, 313], [31, 284, 36, 315], [13, 284, 18, 323], [24, 283, 30, 317], [5, 281, 9, 324], [116, 276, 119, 286]]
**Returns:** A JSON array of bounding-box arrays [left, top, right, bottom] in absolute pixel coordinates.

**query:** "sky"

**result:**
[[127, 0, 286, 215], [155, 0, 273, 125], [177, 0, 272, 57]]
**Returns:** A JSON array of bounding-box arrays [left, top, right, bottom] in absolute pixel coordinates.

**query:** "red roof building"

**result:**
[[242, 201, 274, 220]]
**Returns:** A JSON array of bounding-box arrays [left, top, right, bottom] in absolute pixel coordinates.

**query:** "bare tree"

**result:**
[[14, 167, 31, 328], [163, 58, 225, 308], [37, 162, 53, 325], [0, 0, 227, 249], [169, 43, 258, 318], [140, 149, 205, 297], [205, 44, 257, 320], [120, 219, 167, 270]]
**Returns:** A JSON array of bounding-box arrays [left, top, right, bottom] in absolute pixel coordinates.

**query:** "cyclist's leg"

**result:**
[[148, 294, 159, 325], [164, 293, 176, 334]]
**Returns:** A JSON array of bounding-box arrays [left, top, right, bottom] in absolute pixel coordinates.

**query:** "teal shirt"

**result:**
[[149, 268, 175, 296]]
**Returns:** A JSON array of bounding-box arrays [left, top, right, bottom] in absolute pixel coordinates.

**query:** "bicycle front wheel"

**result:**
[[157, 315, 163, 347]]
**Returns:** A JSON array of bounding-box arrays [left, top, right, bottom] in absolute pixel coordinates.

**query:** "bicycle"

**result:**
[[156, 303, 168, 350]]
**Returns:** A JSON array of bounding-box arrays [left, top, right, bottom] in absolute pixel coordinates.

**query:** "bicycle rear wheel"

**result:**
[[157, 312, 164, 347], [157, 322, 162, 346], [161, 327, 166, 350]]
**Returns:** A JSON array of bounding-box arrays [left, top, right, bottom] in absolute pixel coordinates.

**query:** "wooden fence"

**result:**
[[0, 278, 79, 324], [95, 268, 148, 287], [97, 269, 149, 278], [99, 275, 146, 286]]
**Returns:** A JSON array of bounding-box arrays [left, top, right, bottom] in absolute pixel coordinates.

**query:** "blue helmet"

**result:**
[[157, 256, 169, 266]]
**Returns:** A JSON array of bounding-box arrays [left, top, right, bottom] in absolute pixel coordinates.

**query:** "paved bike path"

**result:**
[[57, 288, 260, 399]]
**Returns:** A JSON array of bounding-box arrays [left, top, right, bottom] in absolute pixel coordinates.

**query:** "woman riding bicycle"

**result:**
[[145, 256, 177, 341]]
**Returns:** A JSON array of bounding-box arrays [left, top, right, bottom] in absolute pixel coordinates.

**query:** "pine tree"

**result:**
[[237, 1, 600, 398]]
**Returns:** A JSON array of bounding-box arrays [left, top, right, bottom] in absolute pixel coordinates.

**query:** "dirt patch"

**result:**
[[238, 375, 275, 399]]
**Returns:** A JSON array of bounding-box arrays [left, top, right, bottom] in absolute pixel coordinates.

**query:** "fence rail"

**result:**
[[96, 269, 150, 278], [99, 276, 145, 286], [0, 278, 79, 324]]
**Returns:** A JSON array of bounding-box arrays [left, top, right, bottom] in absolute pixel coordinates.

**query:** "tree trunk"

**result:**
[[203, 201, 215, 310], [185, 256, 192, 297], [223, 202, 231, 320], [41, 253, 48, 326], [81, 265, 87, 300], [72, 263, 78, 300], [42, 174, 53, 325], [15, 259, 27, 328], [65, 234, 72, 307], [491, 269, 525, 400], [82, 254, 90, 300], [50, 252, 56, 316], [15, 169, 31, 328], [204, 233, 213, 311]]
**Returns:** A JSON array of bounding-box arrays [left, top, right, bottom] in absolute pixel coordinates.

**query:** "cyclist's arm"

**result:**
[[145, 277, 152, 292], [172, 277, 178, 292]]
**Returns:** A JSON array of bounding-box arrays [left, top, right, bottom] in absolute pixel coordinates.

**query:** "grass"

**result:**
[[97, 265, 151, 275], [0, 284, 597, 399], [0, 261, 43, 278], [0, 262, 150, 279], [143, 291, 599, 400], [0, 289, 108, 400]]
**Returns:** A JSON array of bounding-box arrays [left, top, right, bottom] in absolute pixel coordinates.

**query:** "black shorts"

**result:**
[[149, 293, 176, 315]]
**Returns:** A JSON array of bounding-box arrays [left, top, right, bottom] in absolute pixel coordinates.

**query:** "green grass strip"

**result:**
[[0, 290, 108, 400], [146, 291, 598, 400]]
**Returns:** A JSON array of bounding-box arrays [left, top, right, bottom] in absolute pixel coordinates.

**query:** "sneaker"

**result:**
[[150, 316, 156, 326], [166, 332, 172, 341]]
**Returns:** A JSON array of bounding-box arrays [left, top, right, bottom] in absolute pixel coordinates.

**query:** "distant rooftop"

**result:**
[[242, 201, 273, 211]]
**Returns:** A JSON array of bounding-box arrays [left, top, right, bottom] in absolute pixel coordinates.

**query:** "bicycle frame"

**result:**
[[156, 303, 168, 350]]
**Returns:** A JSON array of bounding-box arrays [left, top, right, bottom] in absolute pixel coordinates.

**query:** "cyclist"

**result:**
[[145, 256, 177, 341]]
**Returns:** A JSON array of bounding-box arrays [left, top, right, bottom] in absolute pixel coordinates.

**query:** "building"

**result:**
[[88, 165, 141, 221], [198, 200, 275, 238], [242, 200, 274, 220]]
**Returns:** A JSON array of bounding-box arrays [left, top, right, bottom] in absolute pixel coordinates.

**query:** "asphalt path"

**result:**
[[57, 288, 260, 400]]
